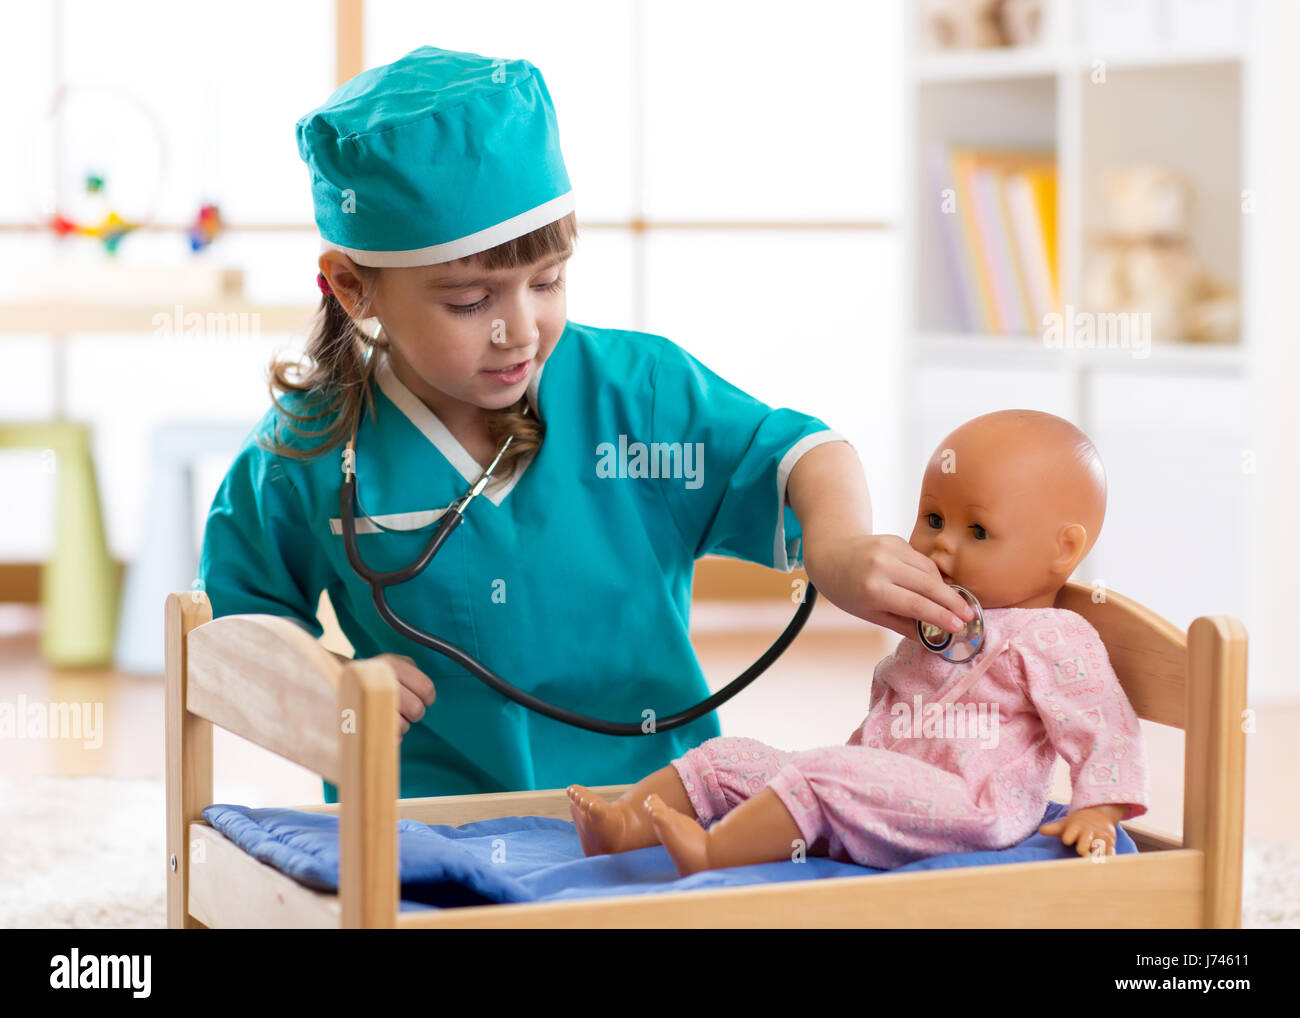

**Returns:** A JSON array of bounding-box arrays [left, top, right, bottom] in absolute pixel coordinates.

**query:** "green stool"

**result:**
[[0, 420, 119, 667]]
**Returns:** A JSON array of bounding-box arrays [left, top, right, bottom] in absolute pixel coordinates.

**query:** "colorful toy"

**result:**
[[33, 83, 167, 255], [188, 203, 223, 252]]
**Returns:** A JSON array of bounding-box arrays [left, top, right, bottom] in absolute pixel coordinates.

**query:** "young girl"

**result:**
[[197, 44, 973, 804]]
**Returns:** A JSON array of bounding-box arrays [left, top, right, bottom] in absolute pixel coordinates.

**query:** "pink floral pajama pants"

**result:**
[[669, 735, 1030, 869]]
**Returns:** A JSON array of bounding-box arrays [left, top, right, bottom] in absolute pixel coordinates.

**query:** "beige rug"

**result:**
[[1, 777, 1295, 929]]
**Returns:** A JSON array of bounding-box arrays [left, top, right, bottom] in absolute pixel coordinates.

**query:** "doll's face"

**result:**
[[907, 420, 1097, 610], [371, 247, 572, 414]]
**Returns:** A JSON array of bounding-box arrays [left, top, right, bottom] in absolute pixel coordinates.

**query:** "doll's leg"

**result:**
[[567, 766, 696, 856], [568, 736, 795, 857], [644, 787, 803, 877], [765, 745, 1002, 869]]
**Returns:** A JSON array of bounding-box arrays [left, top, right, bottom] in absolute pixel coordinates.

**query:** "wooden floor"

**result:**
[[1, 600, 1294, 843]]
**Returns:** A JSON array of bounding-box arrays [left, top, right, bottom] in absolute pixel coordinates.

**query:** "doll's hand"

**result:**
[[803, 533, 974, 641], [1039, 803, 1126, 858]]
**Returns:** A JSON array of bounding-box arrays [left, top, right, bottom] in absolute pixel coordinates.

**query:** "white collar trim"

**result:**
[[372, 349, 543, 506]]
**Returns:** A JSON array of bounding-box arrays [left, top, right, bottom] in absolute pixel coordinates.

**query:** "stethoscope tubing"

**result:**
[[339, 467, 819, 735]]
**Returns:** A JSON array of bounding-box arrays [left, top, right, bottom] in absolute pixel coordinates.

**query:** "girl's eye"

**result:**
[[969, 523, 987, 540], [447, 297, 489, 315], [446, 276, 564, 316], [926, 512, 943, 529]]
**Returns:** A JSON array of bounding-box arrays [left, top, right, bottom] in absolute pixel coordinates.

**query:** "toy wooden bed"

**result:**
[[165, 581, 1247, 928]]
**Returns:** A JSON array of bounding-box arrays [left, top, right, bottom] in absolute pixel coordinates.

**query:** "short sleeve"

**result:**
[[1015, 613, 1150, 822], [649, 338, 852, 570], [197, 436, 326, 639]]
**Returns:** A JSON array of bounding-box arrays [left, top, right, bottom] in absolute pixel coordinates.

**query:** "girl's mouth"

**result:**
[[484, 359, 531, 384]]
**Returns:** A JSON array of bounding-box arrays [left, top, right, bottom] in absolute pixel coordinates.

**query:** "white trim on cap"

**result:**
[[319, 191, 576, 268]]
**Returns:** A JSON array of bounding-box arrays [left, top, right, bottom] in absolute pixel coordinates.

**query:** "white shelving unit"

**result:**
[[901, 0, 1257, 639]]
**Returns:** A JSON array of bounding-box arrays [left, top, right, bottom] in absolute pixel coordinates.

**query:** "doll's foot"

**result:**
[[643, 792, 712, 876], [567, 784, 637, 856]]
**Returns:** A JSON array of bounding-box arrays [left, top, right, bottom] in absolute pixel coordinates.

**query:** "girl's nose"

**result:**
[[496, 308, 541, 346]]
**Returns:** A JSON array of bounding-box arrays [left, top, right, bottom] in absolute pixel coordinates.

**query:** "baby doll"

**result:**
[[567, 409, 1149, 876]]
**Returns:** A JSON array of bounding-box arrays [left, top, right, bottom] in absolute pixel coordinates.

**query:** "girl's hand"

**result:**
[[380, 653, 437, 738], [325, 649, 437, 737], [803, 534, 975, 642]]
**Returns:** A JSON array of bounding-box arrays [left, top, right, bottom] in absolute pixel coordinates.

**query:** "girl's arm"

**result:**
[[786, 441, 973, 640]]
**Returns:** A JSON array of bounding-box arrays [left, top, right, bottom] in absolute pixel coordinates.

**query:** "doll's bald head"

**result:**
[[909, 410, 1107, 610]]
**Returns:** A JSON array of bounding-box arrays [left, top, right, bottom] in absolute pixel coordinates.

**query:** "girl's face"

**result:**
[[367, 246, 572, 414]]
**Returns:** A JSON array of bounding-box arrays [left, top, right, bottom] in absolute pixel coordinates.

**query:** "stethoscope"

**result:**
[[917, 583, 986, 663], [338, 409, 819, 736]]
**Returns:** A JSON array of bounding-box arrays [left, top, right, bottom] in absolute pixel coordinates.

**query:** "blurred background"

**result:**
[[1, 0, 1297, 926]]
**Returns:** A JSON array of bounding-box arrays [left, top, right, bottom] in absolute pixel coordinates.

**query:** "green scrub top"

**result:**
[[198, 320, 847, 803]]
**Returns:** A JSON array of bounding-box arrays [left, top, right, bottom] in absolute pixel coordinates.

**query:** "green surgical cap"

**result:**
[[296, 45, 574, 267]]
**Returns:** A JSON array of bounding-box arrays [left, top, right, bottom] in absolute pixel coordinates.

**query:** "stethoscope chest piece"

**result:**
[[918, 583, 986, 663]]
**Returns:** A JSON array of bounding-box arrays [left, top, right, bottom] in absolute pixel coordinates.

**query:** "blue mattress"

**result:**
[[200, 799, 1136, 912]]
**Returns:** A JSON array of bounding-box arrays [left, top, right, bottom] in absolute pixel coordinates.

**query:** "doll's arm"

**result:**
[[1018, 619, 1150, 825]]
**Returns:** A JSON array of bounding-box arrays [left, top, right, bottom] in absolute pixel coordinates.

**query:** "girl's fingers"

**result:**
[[385, 655, 436, 706], [879, 586, 970, 637], [881, 548, 976, 628], [396, 683, 426, 725], [894, 540, 947, 579], [899, 567, 977, 625], [899, 546, 977, 616], [371, 654, 435, 734], [866, 612, 924, 642]]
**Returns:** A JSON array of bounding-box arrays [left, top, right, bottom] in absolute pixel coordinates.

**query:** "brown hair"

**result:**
[[259, 210, 578, 482]]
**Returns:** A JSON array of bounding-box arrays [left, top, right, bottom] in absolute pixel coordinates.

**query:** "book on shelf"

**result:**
[[936, 146, 1058, 337]]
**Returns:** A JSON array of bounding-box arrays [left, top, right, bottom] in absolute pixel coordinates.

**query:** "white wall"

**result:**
[[1244, 0, 1300, 705]]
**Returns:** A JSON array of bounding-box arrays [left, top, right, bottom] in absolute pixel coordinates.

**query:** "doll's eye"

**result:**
[[969, 523, 987, 540], [926, 512, 943, 529]]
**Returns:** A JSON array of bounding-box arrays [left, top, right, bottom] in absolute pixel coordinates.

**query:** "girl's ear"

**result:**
[[319, 254, 374, 321]]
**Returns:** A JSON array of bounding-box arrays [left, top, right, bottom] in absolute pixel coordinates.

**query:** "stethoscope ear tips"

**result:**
[[918, 583, 986, 663]]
